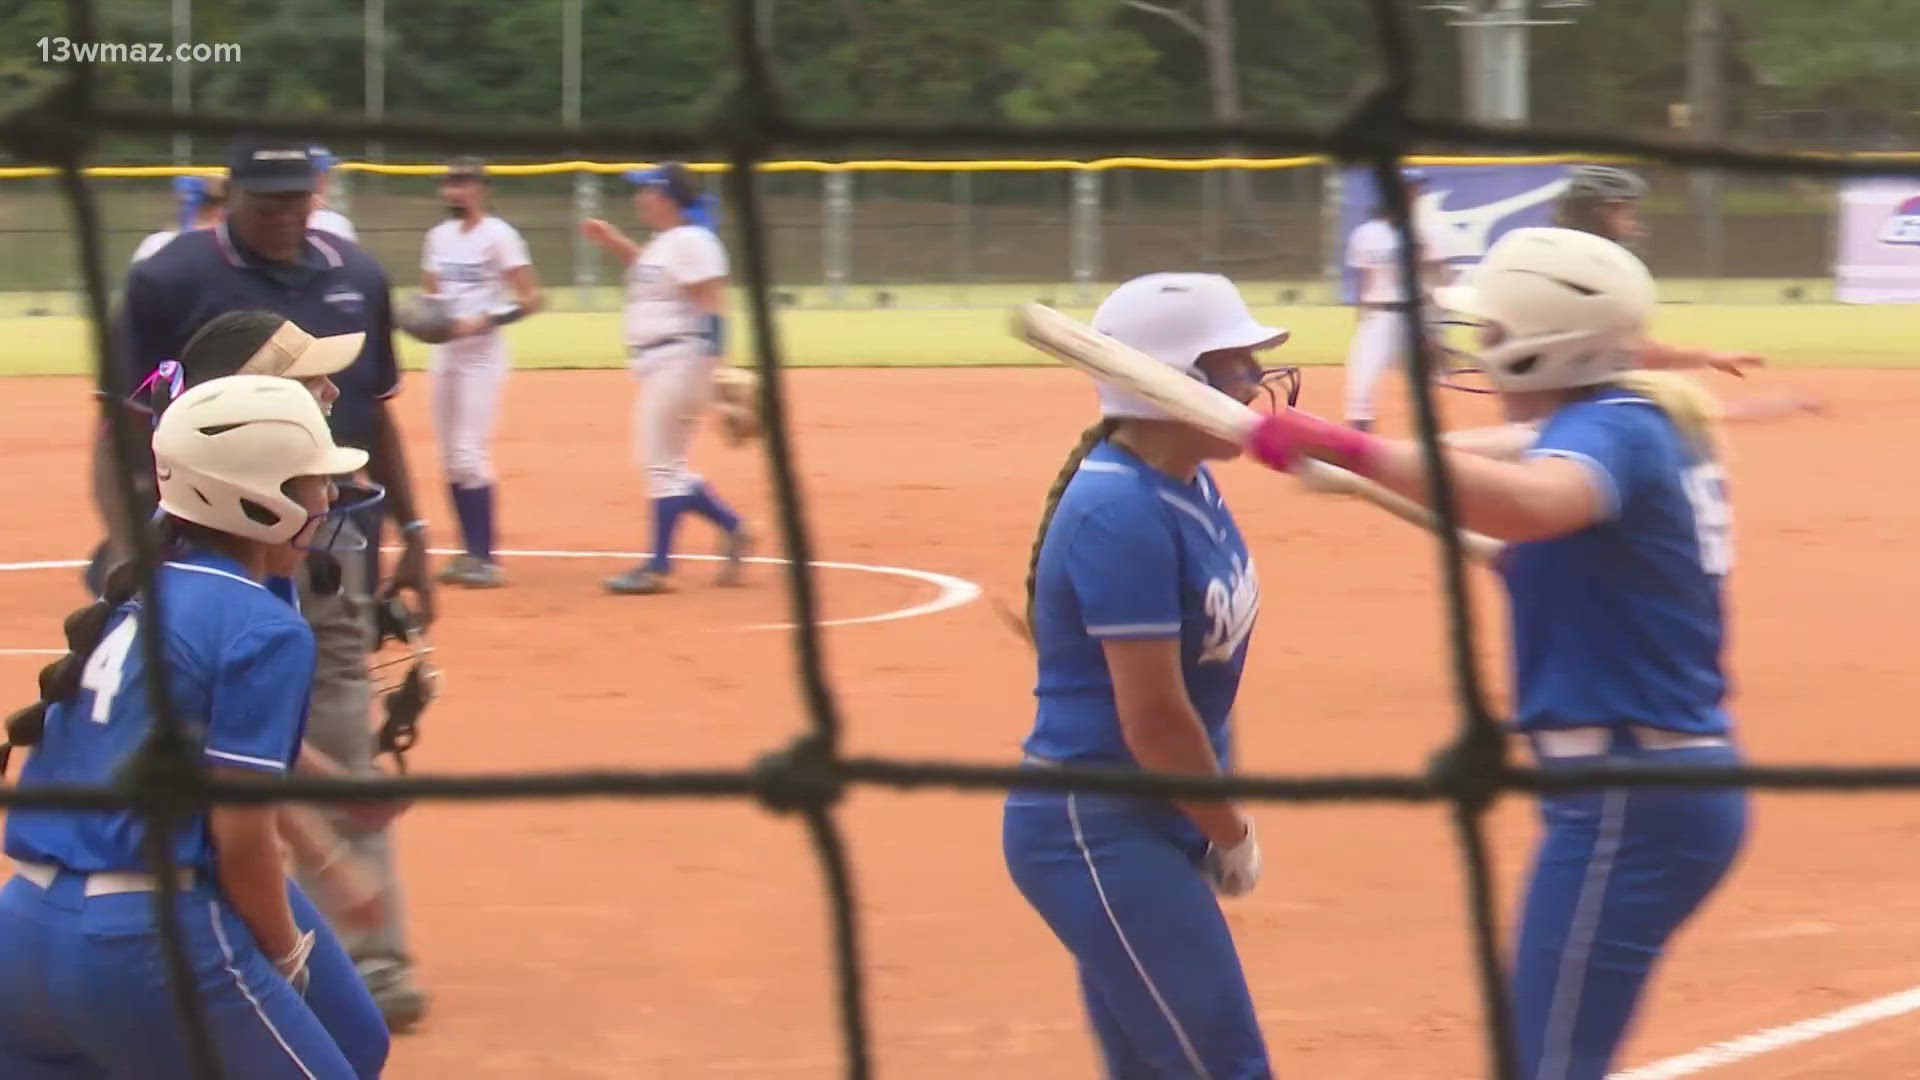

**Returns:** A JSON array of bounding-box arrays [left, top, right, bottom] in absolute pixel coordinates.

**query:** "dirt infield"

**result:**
[[1, 364, 1917, 1078]]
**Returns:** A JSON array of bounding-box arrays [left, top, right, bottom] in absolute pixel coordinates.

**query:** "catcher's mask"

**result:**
[[370, 592, 439, 773]]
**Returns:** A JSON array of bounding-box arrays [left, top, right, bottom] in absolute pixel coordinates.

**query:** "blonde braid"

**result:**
[[1610, 369, 1724, 460], [1023, 419, 1120, 637]]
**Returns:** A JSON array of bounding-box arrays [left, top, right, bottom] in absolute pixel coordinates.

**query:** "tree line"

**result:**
[[1, 0, 1916, 162]]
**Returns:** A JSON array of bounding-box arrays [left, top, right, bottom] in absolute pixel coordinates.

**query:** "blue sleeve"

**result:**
[[203, 620, 314, 774], [1064, 501, 1183, 640], [1528, 401, 1653, 520]]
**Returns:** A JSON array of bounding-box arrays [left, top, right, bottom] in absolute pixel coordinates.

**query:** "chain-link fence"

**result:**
[[0, 154, 1858, 312]]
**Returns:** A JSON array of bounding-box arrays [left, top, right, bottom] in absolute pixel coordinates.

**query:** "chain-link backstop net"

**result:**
[[7, 0, 1920, 1076]]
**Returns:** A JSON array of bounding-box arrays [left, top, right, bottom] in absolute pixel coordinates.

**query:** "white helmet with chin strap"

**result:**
[[1090, 272, 1290, 420], [152, 374, 368, 545], [1434, 226, 1655, 393]]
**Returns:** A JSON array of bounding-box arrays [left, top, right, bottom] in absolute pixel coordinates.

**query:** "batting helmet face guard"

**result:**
[[1434, 227, 1656, 395]]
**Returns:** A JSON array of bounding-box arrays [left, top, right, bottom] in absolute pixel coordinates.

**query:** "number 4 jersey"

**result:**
[[5, 549, 316, 875], [1500, 389, 1732, 736]]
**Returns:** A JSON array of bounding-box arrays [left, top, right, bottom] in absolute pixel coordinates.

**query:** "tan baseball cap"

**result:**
[[238, 320, 364, 379]]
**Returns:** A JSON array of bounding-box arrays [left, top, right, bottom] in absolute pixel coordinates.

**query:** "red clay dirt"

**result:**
[[0, 364, 1916, 1079]]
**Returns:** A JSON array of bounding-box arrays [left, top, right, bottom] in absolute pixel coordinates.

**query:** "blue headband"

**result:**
[[172, 176, 207, 233], [624, 168, 719, 230]]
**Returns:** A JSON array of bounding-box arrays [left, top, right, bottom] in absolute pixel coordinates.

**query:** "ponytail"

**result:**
[[1610, 369, 1723, 461], [2, 561, 142, 771], [1023, 419, 1119, 636]]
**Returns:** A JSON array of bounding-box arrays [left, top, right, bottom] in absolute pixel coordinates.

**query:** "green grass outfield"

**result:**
[[0, 279, 1911, 375]]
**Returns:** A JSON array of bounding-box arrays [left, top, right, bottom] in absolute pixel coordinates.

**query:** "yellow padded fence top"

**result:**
[[6, 150, 1919, 180]]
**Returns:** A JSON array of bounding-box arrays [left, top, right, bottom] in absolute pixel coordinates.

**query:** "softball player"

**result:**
[[581, 163, 750, 595], [1555, 165, 1770, 379], [420, 155, 544, 588], [1005, 272, 1283, 1078], [0, 375, 382, 1078], [1439, 166, 1812, 460], [308, 146, 357, 242], [1343, 167, 1456, 431], [129, 175, 227, 265], [1248, 227, 1747, 1079]]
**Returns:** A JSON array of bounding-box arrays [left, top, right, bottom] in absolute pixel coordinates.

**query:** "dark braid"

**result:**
[[1023, 419, 1121, 636], [1, 560, 142, 771]]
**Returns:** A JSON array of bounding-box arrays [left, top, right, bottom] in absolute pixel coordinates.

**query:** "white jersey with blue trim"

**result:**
[[308, 206, 357, 242], [623, 224, 726, 349], [421, 215, 531, 323], [130, 229, 179, 265], [4, 550, 315, 875], [1502, 389, 1732, 734], [1024, 439, 1259, 770]]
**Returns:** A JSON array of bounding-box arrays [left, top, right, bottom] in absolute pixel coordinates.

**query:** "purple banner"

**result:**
[[1836, 179, 1920, 304], [1338, 164, 1570, 303]]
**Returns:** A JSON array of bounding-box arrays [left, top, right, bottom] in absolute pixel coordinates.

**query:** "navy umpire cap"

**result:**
[[226, 140, 317, 194]]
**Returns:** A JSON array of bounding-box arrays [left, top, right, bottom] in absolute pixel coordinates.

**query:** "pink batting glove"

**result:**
[[1247, 409, 1381, 476]]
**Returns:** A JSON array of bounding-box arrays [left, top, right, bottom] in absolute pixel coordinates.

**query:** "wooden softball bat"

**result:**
[[1011, 302, 1506, 565]]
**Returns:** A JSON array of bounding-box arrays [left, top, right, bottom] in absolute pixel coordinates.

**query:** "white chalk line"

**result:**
[[0, 547, 983, 634], [1609, 983, 1920, 1078]]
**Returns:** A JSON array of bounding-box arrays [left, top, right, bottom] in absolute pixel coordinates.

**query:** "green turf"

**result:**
[[0, 280, 1910, 375]]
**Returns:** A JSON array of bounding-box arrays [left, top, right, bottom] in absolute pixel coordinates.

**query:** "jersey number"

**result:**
[[78, 616, 138, 724], [1680, 463, 1734, 576]]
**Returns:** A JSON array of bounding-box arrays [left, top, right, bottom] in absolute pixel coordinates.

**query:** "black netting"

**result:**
[[8, 0, 1920, 1076]]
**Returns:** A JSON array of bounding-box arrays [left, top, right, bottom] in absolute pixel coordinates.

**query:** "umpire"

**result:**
[[105, 138, 435, 1032]]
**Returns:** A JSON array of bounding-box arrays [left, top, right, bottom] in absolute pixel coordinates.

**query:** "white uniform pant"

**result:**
[[430, 337, 510, 489], [631, 340, 717, 499], [1343, 306, 1422, 425]]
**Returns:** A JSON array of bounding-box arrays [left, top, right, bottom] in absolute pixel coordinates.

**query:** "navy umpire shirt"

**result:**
[[120, 222, 398, 450]]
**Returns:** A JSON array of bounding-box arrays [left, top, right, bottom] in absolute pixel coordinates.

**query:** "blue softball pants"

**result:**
[[1004, 783, 1271, 1079], [0, 868, 388, 1079], [1511, 738, 1747, 1080]]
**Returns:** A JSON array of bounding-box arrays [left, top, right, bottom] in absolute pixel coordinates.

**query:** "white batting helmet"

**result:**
[[153, 374, 368, 545], [1091, 273, 1289, 420], [1433, 227, 1655, 394]]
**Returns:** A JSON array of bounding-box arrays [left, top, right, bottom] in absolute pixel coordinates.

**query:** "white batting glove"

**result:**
[[1205, 819, 1262, 897], [275, 929, 318, 997]]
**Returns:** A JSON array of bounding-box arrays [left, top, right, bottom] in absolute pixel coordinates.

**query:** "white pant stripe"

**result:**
[[1539, 788, 1629, 1079], [1068, 792, 1215, 1080], [206, 899, 319, 1080]]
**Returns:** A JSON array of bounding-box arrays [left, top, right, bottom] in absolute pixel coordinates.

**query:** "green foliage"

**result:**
[[0, 0, 1917, 161]]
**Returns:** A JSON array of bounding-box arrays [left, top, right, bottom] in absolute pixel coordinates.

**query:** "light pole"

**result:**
[[1425, 0, 1590, 125]]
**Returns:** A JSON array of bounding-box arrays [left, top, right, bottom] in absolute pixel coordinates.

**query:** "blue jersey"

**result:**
[[1024, 440, 1260, 769], [6, 549, 316, 874], [1502, 389, 1732, 734]]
